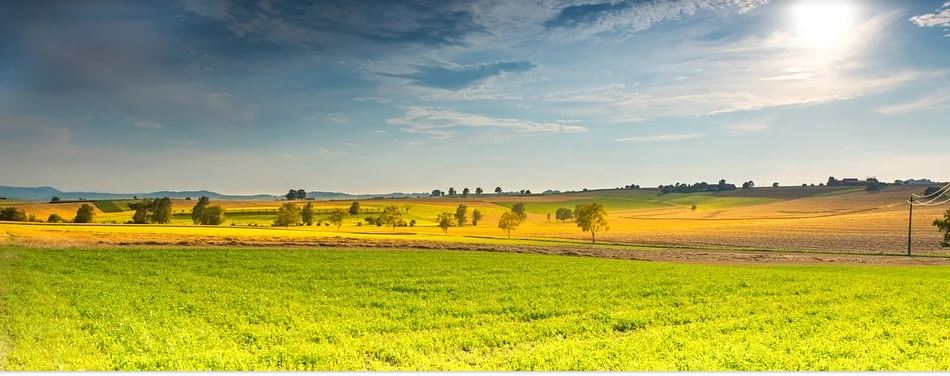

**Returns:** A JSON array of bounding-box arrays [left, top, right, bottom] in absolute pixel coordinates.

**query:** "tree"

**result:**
[[437, 212, 453, 234], [555, 207, 573, 222], [448, 187, 457, 196], [525, 190, 532, 195], [152, 198, 172, 224], [349, 201, 361, 215], [546, 213, 551, 222], [274, 203, 301, 226], [379, 205, 402, 232], [74, 204, 96, 223], [494, 187, 502, 194], [497, 212, 521, 238], [472, 209, 483, 226], [934, 210, 950, 247], [50, 196, 61, 203], [47, 213, 64, 223], [462, 188, 470, 197], [574, 203, 609, 244], [431, 189, 443, 197], [0, 207, 27, 222], [742, 181, 755, 189], [454, 204, 468, 226], [198, 206, 226, 225], [301, 202, 315, 225], [475, 187, 483, 195], [328, 209, 347, 230], [511, 203, 527, 221], [772, 182, 780, 188], [827, 176, 839, 187], [285, 189, 306, 200], [191, 196, 210, 224]]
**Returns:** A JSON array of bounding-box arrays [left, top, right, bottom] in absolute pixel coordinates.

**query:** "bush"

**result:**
[[0, 207, 27, 222], [47, 213, 65, 223], [198, 205, 226, 225], [74, 204, 96, 223]]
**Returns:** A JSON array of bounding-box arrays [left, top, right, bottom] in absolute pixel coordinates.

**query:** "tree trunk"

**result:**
[[591, 232, 595, 244]]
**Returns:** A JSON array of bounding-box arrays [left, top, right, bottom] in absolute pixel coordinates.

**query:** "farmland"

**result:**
[[2, 184, 950, 370], [2, 185, 947, 256], [3, 246, 950, 370]]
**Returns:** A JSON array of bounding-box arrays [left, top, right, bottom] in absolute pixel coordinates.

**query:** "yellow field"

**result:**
[[1, 185, 947, 257]]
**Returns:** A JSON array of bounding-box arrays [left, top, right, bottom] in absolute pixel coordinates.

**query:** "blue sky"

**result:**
[[1, 0, 948, 194]]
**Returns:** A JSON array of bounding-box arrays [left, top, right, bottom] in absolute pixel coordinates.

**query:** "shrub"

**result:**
[[47, 213, 65, 223], [0, 207, 27, 222], [198, 205, 226, 225], [74, 204, 96, 223]]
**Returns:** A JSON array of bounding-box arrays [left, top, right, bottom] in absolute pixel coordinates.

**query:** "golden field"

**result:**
[[2, 185, 947, 259]]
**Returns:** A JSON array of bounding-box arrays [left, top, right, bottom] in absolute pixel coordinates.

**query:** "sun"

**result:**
[[790, 1, 855, 50]]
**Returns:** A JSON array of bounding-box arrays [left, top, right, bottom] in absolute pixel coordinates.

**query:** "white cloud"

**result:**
[[133, 120, 163, 129], [386, 107, 587, 138], [876, 91, 950, 115], [910, 3, 950, 28], [724, 122, 769, 134], [614, 133, 704, 143]]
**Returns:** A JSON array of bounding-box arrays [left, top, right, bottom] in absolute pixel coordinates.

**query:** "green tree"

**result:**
[[494, 187, 502, 194], [574, 203, 609, 243], [448, 187, 457, 196], [74, 204, 96, 223], [328, 208, 347, 230], [555, 207, 573, 222], [50, 196, 61, 203], [274, 203, 301, 226], [462, 188, 470, 197], [0, 207, 26, 222], [199, 205, 226, 225], [152, 197, 172, 224], [379, 205, 402, 232], [349, 201, 361, 215], [471, 209, 483, 226], [935, 210, 950, 247], [191, 196, 210, 224], [497, 212, 521, 238], [301, 202, 315, 226], [437, 212, 453, 234], [454, 204, 468, 226], [47, 213, 64, 223], [512, 203, 527, 221], [475, 187, 483, 195]]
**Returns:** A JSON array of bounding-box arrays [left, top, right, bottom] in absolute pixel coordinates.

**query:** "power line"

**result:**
[[911, 182, 950, 199]]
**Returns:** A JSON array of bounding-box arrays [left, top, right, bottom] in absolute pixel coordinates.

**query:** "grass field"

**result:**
[[2, 245, 950, 370]]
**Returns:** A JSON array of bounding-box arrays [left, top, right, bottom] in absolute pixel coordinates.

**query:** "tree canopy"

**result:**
[[471, 209, 483, 226], [436, 212, 453, 234], [455, 204, 468, 226], [274, 203, 301, 226], [74, 204, 96, 223], [935, 210, 950, 248], [574, 203, 608, 243]]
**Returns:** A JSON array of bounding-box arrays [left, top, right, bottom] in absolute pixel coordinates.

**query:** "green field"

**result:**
[[493, 193, 776, 214], [2, 245, 950, 370]]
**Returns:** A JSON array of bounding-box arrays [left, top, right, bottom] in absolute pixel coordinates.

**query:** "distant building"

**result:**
[[900, 178, 934, 185]]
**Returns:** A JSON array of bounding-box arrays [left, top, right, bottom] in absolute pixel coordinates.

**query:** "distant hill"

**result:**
[[0, 186, 427, 202]]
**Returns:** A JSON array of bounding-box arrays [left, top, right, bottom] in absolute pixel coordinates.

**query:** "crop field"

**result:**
[[2, 185, 947, 255], [2, 245, 950, 370]]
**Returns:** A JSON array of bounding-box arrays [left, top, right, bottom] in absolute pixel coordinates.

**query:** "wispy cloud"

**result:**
[[544, 0, 769, 40], [723, 122, 768, 134], [910, 3, 950, 28], [386, 107, 586, 138], [383, 61, 536, 90], [876, 91, 950, 115], [615, 133, 704, 143], [133, 120, 164, 129]]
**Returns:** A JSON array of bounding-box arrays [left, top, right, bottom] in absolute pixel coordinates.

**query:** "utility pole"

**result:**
[[907, 195, 914, 256]]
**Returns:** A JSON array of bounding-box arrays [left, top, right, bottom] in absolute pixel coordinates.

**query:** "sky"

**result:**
[[1, 0, 949, 194]]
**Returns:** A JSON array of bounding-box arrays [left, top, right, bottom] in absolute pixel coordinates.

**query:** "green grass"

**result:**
[[91, 200, 132, 213], [2, 246, 950, 370]]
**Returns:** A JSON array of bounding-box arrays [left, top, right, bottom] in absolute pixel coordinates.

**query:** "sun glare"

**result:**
[[791, 1, 855, 50]]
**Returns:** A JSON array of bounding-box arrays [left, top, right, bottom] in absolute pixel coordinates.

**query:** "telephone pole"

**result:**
[[907, 195, 914, 256]]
